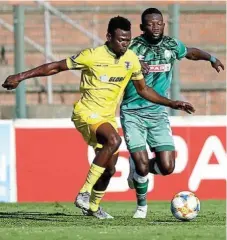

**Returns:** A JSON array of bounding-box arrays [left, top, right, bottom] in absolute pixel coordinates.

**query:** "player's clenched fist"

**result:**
[[170, 101, 195, 114], [2, 75, 20, 90]]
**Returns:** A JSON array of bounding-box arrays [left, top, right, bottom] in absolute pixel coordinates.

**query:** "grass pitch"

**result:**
[[0, 200, 225, 240]]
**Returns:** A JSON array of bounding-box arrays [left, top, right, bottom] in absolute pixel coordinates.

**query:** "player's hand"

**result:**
[[170, 101, 195, 114], [2, 75, 20, 90], [140, 61, 150, 75], [211, 58, 225, 73]]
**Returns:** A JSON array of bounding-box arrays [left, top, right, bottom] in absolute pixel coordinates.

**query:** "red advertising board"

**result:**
[[15, 117, 226, 202]]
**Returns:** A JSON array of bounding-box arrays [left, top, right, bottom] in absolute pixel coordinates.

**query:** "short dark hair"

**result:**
[[107, 16, 131, 35], [141, 8, 162, 23]]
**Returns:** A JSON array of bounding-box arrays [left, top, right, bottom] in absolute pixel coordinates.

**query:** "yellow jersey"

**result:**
[[66, 44, 143, 118]]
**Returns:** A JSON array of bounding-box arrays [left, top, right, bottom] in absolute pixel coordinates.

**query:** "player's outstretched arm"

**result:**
[[2, 59, 68, 90], [185, 47, 224, 73], [133, 78, 195, 114]]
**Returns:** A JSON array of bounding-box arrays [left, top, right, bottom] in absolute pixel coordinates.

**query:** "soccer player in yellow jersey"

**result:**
[[2, 16, 195, 219]]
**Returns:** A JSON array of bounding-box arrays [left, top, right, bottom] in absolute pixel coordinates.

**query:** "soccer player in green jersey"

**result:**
[[120, 8, 224, 218]]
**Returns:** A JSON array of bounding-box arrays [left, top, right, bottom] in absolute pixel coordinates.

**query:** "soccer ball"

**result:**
[[171, 191, 200, 221]]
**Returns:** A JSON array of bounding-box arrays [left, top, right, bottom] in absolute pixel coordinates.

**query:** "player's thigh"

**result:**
[[90, 117, 120, 151], [72, 112, 118, 149], [147, 115, 175, 153], [120, 111, 147, 153], [72, 112, 95, 146], [94, 119, 120, 145]]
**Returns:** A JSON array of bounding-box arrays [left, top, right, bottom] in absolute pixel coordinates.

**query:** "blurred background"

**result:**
[[0, 1, 226, 118]]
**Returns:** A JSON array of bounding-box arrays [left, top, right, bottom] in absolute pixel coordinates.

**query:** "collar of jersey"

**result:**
[[140, 34, 164, 46], [104, 43, 119, 58]]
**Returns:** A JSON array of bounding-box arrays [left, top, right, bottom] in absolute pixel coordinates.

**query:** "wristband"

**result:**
[[210, 56, 216, 63]]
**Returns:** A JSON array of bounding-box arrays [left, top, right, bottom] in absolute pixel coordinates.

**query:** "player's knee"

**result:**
[[136, 162, 149, 176], [162, 160, 175, 175], [107, 133, 122, 153]]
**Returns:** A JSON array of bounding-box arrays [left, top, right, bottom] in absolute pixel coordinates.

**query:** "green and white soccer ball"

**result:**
[[171, 191, 200, 221]]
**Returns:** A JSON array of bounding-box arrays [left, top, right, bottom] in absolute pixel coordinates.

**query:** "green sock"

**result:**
[[133, 179, 148, 206]]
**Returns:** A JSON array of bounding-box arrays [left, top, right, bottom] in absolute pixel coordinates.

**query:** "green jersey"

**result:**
[[121, 35, 187, 115]]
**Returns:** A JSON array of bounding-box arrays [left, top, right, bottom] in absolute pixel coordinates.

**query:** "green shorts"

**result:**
[[120, 110, 175, 153]]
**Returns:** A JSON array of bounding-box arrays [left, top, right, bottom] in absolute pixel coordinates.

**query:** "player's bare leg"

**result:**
[[127, 150, 175, 218], [148, 151, 175, 175], [82, 153, 118, 219], [75, 123, 121, 211], [129, 150, 149, 218]]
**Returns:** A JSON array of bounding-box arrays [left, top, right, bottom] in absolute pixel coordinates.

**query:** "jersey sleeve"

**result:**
[[129, 40, 139, 54], [174, 38, 187, 60], [66, 48, 93, 70], [131, 53, 144, 81]]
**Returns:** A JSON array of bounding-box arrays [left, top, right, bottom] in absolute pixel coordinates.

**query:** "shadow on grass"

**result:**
[[0, 212, 181, 226], [0, 211, 81, 223]]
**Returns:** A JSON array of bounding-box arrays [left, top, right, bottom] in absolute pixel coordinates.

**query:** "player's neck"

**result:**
[[143, 34, 163, 45], [105, 42, 121, 59]]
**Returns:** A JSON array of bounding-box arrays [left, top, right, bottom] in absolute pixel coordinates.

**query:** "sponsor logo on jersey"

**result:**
[[100, 75, 109, 82], [109, 77, 124, 82], [149, 63, 171, 72], [100, 75, 124, 83]]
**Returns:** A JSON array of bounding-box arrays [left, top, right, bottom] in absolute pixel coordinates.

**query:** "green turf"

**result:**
[[0, 200, 225, 240]]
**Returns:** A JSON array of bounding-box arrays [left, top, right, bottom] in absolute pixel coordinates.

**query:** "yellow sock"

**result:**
[[89, 189, 105, 212], [80, 163, 105, 194]]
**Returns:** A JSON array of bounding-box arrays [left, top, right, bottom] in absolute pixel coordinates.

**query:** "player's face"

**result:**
[[141, 13, 165, 42], [107, 29, 131, 57]]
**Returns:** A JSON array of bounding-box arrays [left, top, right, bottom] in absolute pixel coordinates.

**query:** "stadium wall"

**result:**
[[0, 116, 226, 203], [0, 2, 226, 115]]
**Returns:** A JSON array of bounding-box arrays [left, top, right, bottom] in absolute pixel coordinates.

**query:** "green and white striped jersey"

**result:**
[[121, 34, 187, 115]]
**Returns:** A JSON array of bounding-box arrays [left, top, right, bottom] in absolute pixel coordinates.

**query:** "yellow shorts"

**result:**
[[71, 103, 118, 149]]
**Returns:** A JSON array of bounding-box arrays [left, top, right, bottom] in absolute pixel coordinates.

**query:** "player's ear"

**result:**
[[140, 24, 144, 32], [106, 32, 111, 42]]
